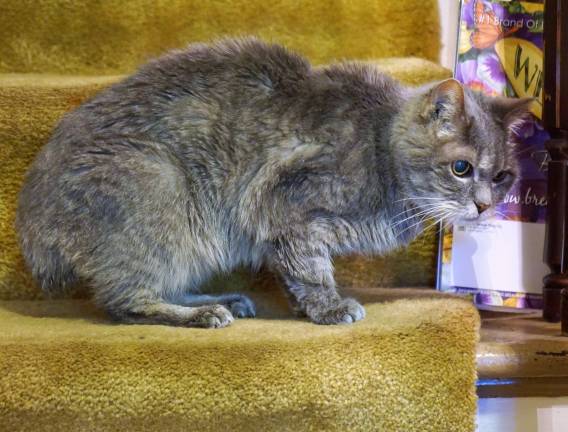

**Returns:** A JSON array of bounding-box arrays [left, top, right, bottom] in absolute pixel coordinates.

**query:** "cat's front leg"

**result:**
[[271, 238, 365, 325]]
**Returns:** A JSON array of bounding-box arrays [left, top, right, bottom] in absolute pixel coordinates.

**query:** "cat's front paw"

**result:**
[[226, 294, 256, 318], [195, 305, 234, 328], [308, 298, 366, 325]]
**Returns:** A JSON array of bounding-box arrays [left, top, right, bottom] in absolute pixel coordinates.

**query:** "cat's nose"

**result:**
[[475, 202, 490, 214]]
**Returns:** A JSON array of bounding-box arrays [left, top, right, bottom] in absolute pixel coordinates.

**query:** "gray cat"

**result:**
[[16, 38, 532, 327]]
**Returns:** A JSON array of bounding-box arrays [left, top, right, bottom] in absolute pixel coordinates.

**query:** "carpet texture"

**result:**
[[0, 287, 479, 432], [0, 0, 440, 74], [0, 60, 451, 301]]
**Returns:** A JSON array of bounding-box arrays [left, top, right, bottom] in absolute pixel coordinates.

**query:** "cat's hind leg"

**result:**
[[175, 293, 256, 319], [107, 294, 235, 328]]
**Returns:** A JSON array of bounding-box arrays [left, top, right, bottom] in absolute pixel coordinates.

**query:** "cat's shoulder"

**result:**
[[307, 61, 405, 110], [315, 62, 402, 92], [147, 37, 311, 90], [208, 37, 308, 67]]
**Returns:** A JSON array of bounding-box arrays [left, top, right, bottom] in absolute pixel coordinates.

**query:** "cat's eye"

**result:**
[[493, 170, 510, 183], [451, 160, 473, 178]]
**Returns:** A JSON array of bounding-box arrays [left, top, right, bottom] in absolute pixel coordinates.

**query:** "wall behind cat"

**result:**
[[438, 0, 460, 69]]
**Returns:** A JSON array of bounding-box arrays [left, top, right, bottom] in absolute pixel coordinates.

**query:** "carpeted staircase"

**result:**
[[0, 1, 479, 431]]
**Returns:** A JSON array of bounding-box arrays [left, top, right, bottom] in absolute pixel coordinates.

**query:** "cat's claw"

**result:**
[[310, 298, 366, 325], [339, 298, 366, 323], [197, 305, 234, 328]]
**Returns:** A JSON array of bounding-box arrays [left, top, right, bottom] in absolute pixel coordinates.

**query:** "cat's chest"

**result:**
[[328, 215, 417, 256]]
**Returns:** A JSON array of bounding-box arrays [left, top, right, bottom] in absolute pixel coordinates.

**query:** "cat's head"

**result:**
[[392, 78, 533, 223]]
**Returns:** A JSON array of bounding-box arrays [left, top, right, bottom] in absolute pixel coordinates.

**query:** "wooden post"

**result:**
[[542, 0, 568, 334]]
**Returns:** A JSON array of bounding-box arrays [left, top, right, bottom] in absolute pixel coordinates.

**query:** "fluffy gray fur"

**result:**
[[16, 38, 532, 327]]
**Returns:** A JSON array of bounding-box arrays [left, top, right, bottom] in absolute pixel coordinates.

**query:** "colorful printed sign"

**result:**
[[438, 0, 548, 309]]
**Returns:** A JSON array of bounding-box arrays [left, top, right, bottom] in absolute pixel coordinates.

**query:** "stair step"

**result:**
[[0, 287, 480, 432], [0, 0, 440, 74], [477, 308, 568, 397]]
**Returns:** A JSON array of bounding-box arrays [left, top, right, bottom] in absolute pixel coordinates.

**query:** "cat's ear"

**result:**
[[428, 79, 465, 123], [491, 96, 535, 134]]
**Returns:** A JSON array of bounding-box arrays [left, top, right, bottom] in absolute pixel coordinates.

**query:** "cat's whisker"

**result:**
[[419, 207, 450, 223], [423, 211, 451, 232], [395, 200, 446, 211], [393, 198, 445, 204], [396, 218, 431, 239], [416, 211, 451, 239], [390, 206, 440, 227], [414, 203, 453, 215], [494, 208, 516, 214], [395, 207, 450, 238], [393, 197, 445, 204], [417, 210, 450, 247], [493, 210, 511, 221], [389, 207, 418, 222], [390, 204, 448, 229], [429, 215, 450, 236], [419, 208, 455, 234], [389, 202, 448, 223]]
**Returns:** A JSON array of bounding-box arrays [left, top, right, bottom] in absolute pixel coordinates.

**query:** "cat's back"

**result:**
[[157, 37, 312, 92], [87, 38, 310, 116], [22, 38, 311, 182], [39, 37, 311, 153]]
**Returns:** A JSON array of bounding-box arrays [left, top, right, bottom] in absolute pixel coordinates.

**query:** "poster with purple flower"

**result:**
[[439, 0, 547, 309]]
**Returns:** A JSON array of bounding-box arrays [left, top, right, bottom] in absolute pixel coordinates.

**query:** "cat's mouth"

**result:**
[[458, 206, 497, 223]]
